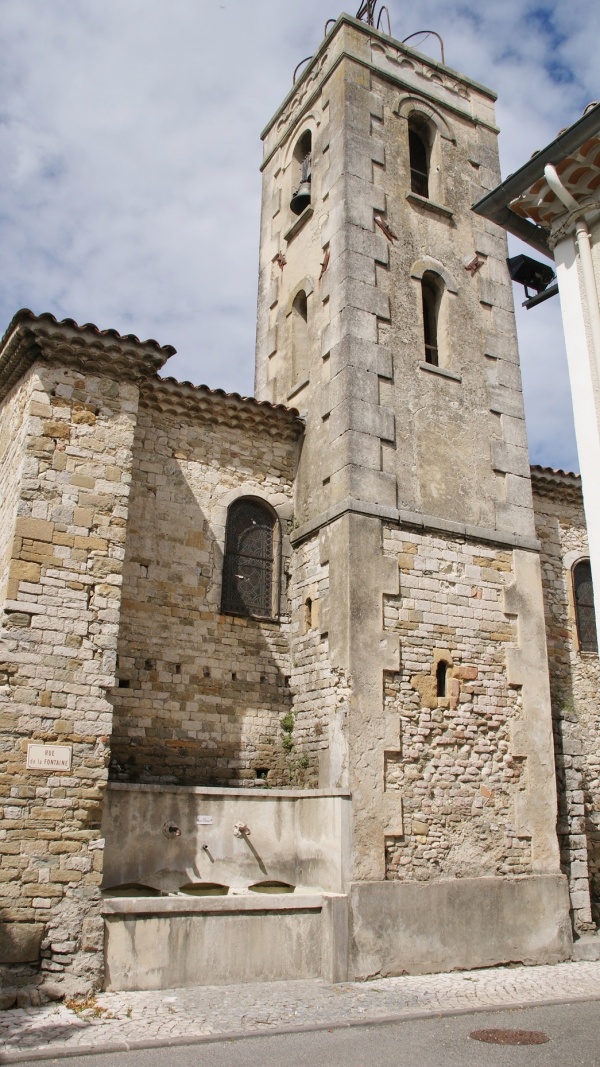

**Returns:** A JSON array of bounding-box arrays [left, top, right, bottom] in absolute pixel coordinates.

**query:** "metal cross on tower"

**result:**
[[355, 1, 391, 34], [355, 0, 377, 22]]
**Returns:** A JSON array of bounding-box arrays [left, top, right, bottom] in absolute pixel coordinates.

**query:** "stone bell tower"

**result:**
[[256, 12, 572, 974]]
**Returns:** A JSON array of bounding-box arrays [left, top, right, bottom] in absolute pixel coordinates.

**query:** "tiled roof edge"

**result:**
[[530, 464, 582, 489], [1, 309, 176, 356], [0, 308, 175, 404], [142, 376, 304, 436]]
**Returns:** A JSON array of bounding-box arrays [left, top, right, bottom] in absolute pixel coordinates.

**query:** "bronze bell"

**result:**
[[290, 181, 311, 216]]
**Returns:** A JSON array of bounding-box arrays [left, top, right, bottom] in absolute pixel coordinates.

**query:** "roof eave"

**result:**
[[472, 102, 600, 255]]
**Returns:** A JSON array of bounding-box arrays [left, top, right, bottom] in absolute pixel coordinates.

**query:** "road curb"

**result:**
[[2, 992, 600, 1063]]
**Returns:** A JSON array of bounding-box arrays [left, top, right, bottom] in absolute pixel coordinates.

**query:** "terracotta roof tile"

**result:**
[[0, 310, 302, 428], [156, 375, 301, 420], [1, 308, 176, 355], [530, 463, 580, 479]]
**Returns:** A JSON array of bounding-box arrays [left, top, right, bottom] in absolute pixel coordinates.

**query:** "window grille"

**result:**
[[573, 558, 598, 653], [221, 499, 276, 619]]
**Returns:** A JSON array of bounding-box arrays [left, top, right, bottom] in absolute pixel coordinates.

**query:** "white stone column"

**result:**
[[554, 231, 600, 643]]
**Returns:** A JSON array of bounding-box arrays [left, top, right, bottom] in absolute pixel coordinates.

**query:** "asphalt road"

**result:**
[[6, 1001, 600, 1067]]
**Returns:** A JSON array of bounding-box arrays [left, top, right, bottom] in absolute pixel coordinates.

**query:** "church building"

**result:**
[[1, 11, 599, 1002]]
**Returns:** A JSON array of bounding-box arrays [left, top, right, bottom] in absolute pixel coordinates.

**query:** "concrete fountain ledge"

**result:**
[[106, 783, 352, 798], [101, 891, 329, 915], [101, 784, 353, 989], [103, 892, 349, 991]]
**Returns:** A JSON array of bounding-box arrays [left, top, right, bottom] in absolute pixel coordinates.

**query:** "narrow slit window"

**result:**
[[573, 558, 598, 653], [408, 119, 430, 198], [421, 271, 441, 366], [291, 290, 309, 383], [436, 661, 448, 698], [221, 499, 278, 619]]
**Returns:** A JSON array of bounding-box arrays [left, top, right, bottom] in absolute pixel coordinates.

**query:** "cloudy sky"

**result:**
[[1, 1, 598, 471]]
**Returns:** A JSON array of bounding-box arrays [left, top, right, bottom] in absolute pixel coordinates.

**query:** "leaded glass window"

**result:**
[[573, 558, 598, 653], [221, 499, 277, 619]]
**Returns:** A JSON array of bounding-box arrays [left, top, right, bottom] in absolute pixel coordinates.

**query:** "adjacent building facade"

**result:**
[[1, 14, 599, 1003]]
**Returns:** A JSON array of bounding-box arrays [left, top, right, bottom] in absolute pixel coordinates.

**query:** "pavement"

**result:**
[[1, 959, 600, 1063]]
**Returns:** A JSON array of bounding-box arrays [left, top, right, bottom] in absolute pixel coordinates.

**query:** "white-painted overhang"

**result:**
[[472, 103, 600, 254]]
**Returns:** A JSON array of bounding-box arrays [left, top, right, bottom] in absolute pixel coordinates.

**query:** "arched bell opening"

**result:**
[[290, 130, 312, 216]]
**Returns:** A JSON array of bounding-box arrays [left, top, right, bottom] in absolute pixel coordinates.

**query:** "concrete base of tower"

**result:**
[[348, 875, 573, 978]]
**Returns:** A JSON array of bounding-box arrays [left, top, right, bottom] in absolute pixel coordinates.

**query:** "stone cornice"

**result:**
[[261, 14, 495, 144], [139, 376, 305, 441], [261, 20, 497, 172], [0, 309, 175, 404], [290, 496, 541, 553]]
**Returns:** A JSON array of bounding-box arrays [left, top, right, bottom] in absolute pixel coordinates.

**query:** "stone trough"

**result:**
[[100, 783, 352, 989]]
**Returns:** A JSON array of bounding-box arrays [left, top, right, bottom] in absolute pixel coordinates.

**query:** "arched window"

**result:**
[[291, 289, 309, 383], [290, 130, 312, 216], [573, 558, 598, 653], [421, 271, 442, 366], [408, 116, 431, 198], [221, 499, 279, 619]]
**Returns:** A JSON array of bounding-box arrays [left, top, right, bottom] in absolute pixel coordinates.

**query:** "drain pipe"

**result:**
[[544, 164, 600, 380]]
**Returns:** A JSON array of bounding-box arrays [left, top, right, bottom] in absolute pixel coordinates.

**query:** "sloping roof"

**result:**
[[527, 465, 580, 501], [140, 376, 304, 439], [509, 135, 600, 231], [0, 309, 304, 436], [0, 308, 175, 402]]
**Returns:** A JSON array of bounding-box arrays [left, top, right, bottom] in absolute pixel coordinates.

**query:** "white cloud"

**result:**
[[0, 0, 597, 468]]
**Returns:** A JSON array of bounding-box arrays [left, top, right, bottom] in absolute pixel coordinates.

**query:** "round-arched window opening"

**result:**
[[221, 498, 280, 620], [290, 131, 312, 215], [422, 271, 442, 366], [293, 290, 308, 322], [408, 115, 432, 198], [573, 558, 598, 653], [291, 289, 310, 384]]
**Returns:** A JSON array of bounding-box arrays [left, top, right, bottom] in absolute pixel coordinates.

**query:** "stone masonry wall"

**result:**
[[109, 383, 307, 788], [381, 526, 532, 882], [288, 533, 350, 789], [0, 370, 35, 606], [533, 473, 600, 931], [0, 362, 139, 1001]]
